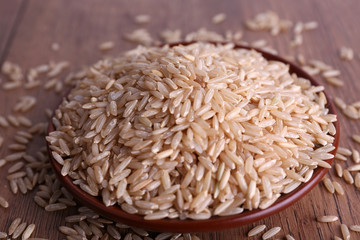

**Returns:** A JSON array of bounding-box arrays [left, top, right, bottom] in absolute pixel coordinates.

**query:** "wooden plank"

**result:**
[[1, 0, 360, 239], [0, 0, 24, 62]]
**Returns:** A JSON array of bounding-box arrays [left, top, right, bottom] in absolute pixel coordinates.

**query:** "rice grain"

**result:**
[[316, 215, 338, 222], [335, 163, 343, 177], [0, 196, 9, 208], [22, 224, 35, 240], [333, 181, 345, 195], [341, 224, 350, 240], [262, 227, 281, 239], [212, 13, 226, 24], [353, 149, 360, 163], [338, 147, 352, 156], [352, 134, 360, 144], [355, 173, 360, 189], [134, 14, 150, 24], [350, 225, 360, 232], [343, 170, 354, 184], [99, 41, 115, 51], [339, 46, 354, 61], [334, 97, 347, 110], [59, 226, 78, 235], [285, 234, 295, 240], [8, 218, 22, 235], [0, 116, 9, 128], [247, 224, 266, 237], [45, 203, 67, 212], [13, 222, 27, 239]]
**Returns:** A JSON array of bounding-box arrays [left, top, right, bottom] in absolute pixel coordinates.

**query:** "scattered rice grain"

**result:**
[[333, 181, 345, 195], [316, 215, 338, 222], [22, 224, 35, 239], [341, 224, 350, 240], [212, 13, 226, 24], [349, 225, 360, 232], [343, 169, 354, 184], [99, 41, 115, 51], [262, 227, 281, 239], [247, 224, 266, 237]]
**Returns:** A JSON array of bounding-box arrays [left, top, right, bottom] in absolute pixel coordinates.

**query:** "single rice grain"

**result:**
[[333, 181, 345, 195], [350, 225, 360, 232], [341, 224, 350, 240], [247, 224, 266, 237], [212, 13, 226, 24], [335, 163, 343, 177], [335, 153, 347, 161], [339, 46, 354, 61], [22, 224, 35, 239], [12, 222, 27, 239], [323, 178, 335, 194], [348, 164, 360, 171], [0, 116, 9, 128], [5, 152, 25, 162], [0, 196, 9, 208], [99, 41, 115, 51], [316, 215, 338, 222], [59, 226, 78, 235], [286, 234, 295, 240], [338, 147, 352, 156], [334, 97, 346, 110], [355, 173, 360, 189], [322, 69, 340, 78], [8, 218, 22, 235], [343, 169, 354, 184], [134, 14, 150, 24], [352, 134, 360, 144], [262, 227, 281, 240], [0, 159, 5, 168], [353, 149, 360, 163], [45, 203, 67, 212], [343, 105, 359, 119]]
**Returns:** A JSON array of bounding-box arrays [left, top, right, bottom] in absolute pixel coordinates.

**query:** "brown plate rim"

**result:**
[[47, 42, 340, 233]]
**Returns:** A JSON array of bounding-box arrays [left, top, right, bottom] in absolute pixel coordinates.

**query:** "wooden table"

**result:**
[[1, 0, 360, 239]]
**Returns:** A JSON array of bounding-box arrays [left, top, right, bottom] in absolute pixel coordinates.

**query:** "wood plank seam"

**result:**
[[0, 0, 27, 65]]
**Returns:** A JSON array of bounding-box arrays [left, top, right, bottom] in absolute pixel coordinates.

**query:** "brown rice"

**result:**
[[316, 215, 338, 223], [22, 224, 36, 239], [47, 42, 337, 220], [339, 46, 354, 61], [323, 178, 335, 194], [99, 41, 115, 51], [245, 11, 292, 35], [262, 226, 281, 239], [350, 225, 360, 232], [12, 222, 27, 239], [333, 181, 345, 195], [134, 15, 150, 24], [212, 13, 226, 24], [341, 224, 350, 240], [247, 224, 266, 237]]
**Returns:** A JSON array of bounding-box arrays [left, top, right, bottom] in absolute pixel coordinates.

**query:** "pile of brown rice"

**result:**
[[46, 42, 337, 220]]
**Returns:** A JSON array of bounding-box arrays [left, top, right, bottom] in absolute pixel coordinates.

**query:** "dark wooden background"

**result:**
[[1, 0, 360, 239]]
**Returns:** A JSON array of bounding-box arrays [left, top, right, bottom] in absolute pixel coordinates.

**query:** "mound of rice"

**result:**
[[46, 42, 337, 220]]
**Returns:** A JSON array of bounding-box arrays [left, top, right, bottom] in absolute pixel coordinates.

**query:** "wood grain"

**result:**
[[0, 0, 24, 63], [1, 0, 360, 239]]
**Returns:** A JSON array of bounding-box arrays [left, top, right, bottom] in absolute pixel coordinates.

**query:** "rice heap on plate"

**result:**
[[46, 42, 337, 220]]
